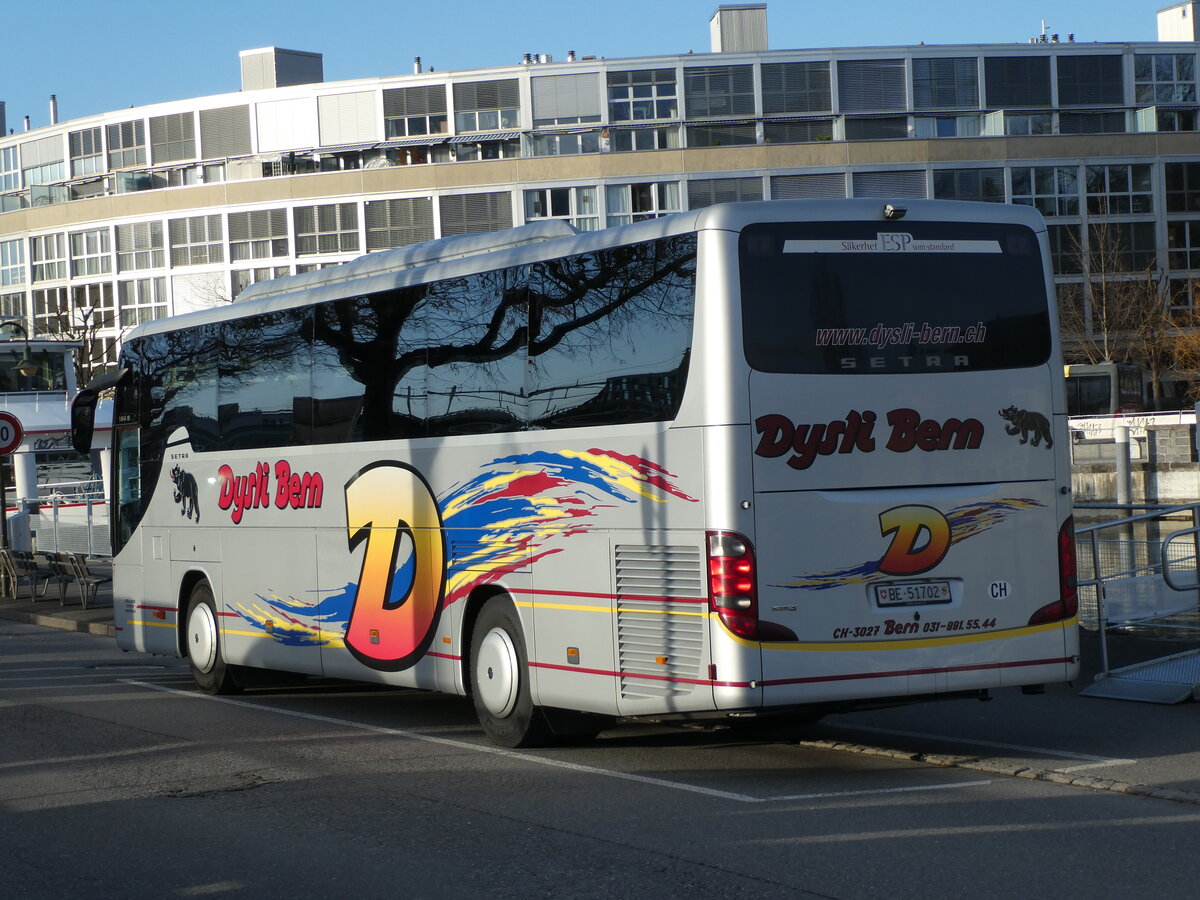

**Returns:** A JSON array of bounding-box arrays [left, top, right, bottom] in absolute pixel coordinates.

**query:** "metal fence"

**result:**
[[31, 497, 111, 557]]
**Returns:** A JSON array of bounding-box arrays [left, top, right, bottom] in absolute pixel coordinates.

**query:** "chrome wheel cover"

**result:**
[[187, 603, 218, 674], [475, 626, 519, 718]]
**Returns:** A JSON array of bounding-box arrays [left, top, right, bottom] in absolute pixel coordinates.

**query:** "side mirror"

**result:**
[[70, 368, 129, 455]]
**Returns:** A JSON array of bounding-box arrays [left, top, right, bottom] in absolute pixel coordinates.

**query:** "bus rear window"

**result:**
[[739, 220, 1051, 374]]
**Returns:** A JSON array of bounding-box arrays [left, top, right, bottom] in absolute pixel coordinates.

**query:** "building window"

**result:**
[[1167, 162, 1200, 212], [837, 59, 907, 112], [231, 267, 289, 298], [1004, 112, 1052, 135], [608, 69, 678, 121], [228, 209, 288, 261], [1056, 55, 1124, 107], [1157, 109, 1198, 132], [764, 119, 834, 143], [107, 120, 146, 169], [118, 277, 168, 326], [71, 282, 116, 330], [32, 286, 70, 334], [69, 128, 104, 177], [0, 239, 25, 286], [453, 79, 520, 132], [1169, 276, 1200, 320], [1, 147, 18, 193], [169, 215, 224, 266], [914, 115, 983, 138], [1085, 164, 1153, 215], [524, 186, 599, 231], [20, 135, 65, 186], [295, 203, 360, 255], [912, 58, 979, 109], [1059, 111, 1126, 134], [686, 177, 762, 209], [932, 167, 1004, 202], [0, 291, 25, 323], [605, 182, 681, 225], [69, 228, 112, 278], [683, 65, 755, 118], [384, 85, 448, 138], [1135, 54, 1197, 104], [609, 126, 681, 151], [1168, 220, 1200, 270], [452, 138, 521, 162], [30, 234, 68, 282], [844, 116, 909, 140], [984, 56, 1052, 107], [527, 131, 602, 157], [685, 124, 757, 147], [364, 197, 435, 250], [1011, 166, 1079, 216], [1048, 224, 1082, 274], [116, 222, 165, 272], [1088, 221, 1156, 272], [761, 62, 831, 114]]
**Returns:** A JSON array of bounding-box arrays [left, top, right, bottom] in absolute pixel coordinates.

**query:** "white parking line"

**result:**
[[836, 723, 1136, 770], [121, 679, 992, 804]]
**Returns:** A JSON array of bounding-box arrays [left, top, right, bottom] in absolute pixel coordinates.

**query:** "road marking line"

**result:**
[[120, 679, 991, 804], [767, 780, 992, 801], [834, 723, 1135, 769]]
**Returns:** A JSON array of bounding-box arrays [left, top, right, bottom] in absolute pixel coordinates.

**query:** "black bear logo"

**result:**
[[999, 406, 1053, 449], [170, 465, 200, 522]]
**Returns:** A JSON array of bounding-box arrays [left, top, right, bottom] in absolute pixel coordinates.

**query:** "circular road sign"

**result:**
[[0, 412, 24, 455]]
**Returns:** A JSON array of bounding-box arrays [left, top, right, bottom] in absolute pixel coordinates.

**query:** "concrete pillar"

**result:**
[[12, 449, 37, 506], [1114, 425, 1132, 507]]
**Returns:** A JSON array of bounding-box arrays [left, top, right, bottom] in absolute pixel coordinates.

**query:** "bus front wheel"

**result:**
[[185, 581, 241, 695], [470, 599, 551, 748]]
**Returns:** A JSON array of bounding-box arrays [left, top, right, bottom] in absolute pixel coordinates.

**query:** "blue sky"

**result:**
[[0, 1, 1167, 132]]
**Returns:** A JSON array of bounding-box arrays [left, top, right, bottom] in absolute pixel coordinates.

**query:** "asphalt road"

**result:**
[[3, 620, 1199, 899]]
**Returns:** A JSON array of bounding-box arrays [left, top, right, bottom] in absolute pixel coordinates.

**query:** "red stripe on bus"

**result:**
[[427, 652, 462, 661]]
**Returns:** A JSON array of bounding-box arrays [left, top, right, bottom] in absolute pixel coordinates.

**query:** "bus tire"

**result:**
[[185, 581, 241, 695], [470, 598, 551, 748]]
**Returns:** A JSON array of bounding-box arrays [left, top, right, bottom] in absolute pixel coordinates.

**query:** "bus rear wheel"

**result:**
[[185, 581, 241, 695], [470, 598, 551, 748]]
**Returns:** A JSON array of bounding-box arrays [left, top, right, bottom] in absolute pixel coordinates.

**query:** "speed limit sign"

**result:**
[[0, 411, 24, 455]]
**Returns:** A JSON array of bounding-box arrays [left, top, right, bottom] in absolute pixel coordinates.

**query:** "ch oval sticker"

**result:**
[[344, 461, 446, 671]]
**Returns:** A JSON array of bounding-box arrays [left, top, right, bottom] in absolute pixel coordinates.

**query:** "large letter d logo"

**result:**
[[877, 505, 952, 576]]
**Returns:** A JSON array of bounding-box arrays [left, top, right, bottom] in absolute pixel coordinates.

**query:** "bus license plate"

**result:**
[[873, 581, 952, 607]]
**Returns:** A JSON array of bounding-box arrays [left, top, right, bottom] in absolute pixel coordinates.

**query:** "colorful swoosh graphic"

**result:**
[[776, 498, 1045, 591], [230, 449, 696, 647]]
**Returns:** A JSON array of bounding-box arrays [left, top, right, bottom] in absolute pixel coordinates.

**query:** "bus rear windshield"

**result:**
[[740, 220, 1051, 374]]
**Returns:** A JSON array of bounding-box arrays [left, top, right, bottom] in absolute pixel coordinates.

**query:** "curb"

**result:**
[[0, 607, 116, 638], [800, 737, 1200, 806]]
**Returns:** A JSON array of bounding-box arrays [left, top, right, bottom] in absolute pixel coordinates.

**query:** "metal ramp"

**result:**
[[1076, 502, 1200, 706], [1081, 648, 1200, 704]]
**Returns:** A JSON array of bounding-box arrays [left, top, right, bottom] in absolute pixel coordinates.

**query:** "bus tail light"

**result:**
[[1028, 516, 1079, 626], [707, 531, 759, 640]]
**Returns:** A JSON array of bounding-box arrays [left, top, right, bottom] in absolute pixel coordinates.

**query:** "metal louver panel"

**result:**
[[383, 85, 447, 117], [365, 197, 435, 250], [438, 192, 513, 237], [614, 544, 705, 700], [228, 209, 287, 241], [149, 112, 196, 163], [453, 79, 520, 112], [687, 177, 763, 209], [318, 92, 379, 146], [20, 135, 64, 167], [1057, 55, 1124, 106], [199, 105, 252, 158], [853, 170, 928, 198], [761, 61, 832, 113], [772, 172, 847, 199], [532, 74, 601, 120], [983, 56, 1052, 107], [837, 59, 906, 111]]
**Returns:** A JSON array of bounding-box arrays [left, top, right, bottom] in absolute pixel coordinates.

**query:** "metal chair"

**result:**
[[68, 554, 111, 609]]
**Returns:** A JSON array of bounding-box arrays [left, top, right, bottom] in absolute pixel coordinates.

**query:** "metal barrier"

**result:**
[[32, 497, 111, 558], [1075, 502, 1200, 703]]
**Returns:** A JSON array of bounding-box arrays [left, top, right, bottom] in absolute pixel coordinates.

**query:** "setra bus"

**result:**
[[73, 199, 1079, 746]]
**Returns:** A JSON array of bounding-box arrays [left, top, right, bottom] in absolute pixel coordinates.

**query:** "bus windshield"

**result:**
[[739, 220, 1051, 375]]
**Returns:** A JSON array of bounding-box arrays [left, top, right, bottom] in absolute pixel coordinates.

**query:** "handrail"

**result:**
[[1162, 527, 1200, 592]]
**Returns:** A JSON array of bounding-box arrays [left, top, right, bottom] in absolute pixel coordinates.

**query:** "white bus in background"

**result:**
[[73, 199, 1079, 747]]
